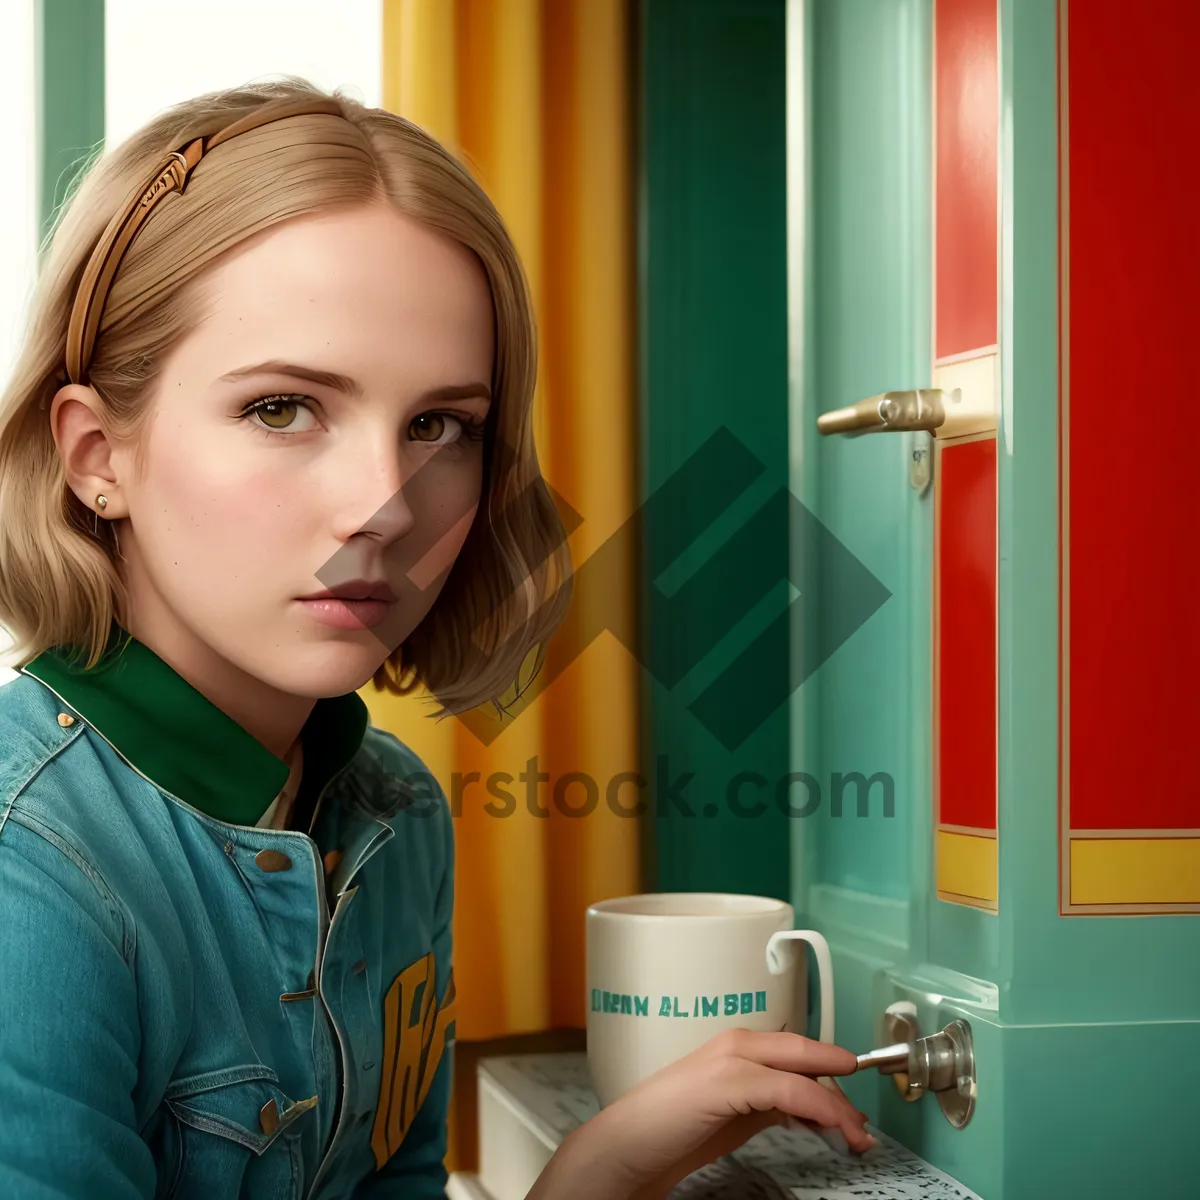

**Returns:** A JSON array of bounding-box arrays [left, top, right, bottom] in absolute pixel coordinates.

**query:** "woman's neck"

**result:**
[[121, 609, 315, 761]]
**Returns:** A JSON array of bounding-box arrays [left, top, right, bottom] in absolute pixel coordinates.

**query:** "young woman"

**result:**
[[0, 80, 873, 1200]]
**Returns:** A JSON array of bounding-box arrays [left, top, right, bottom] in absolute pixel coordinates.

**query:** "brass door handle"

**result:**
[[816, 388, 950, 435]]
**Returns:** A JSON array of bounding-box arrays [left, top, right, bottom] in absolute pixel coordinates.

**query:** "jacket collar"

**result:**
[[21, 622, 369, 827]]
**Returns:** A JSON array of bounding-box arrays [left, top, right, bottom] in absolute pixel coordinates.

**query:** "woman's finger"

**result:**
[[729, 1060, 874, 1152], [820, 1080, 868, 1123], [703, 1028, 859, 1078]]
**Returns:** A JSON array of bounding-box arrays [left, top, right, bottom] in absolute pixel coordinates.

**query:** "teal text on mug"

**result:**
[[585, 892, 833, 1107]]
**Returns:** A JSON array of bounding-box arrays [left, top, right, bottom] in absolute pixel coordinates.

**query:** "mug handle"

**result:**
[[765, 929, 835, 1044]]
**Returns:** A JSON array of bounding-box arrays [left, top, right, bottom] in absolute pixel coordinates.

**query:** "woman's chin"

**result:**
[[269, 637, 396, 699]]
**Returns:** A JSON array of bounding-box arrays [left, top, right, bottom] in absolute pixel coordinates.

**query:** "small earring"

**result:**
[[96, 495, 108, 510]]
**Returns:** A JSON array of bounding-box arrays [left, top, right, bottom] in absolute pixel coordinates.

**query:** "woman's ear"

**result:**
[[49, 384, 127, 520]]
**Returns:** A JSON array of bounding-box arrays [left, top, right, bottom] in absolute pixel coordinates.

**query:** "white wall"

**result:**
[[105, 0, 383, 149]]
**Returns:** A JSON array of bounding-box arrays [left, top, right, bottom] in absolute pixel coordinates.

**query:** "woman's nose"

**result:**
[[331, 447, 417, 544]]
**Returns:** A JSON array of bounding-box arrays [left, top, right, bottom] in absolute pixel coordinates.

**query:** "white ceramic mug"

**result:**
[[585, 892, 834, 1108]]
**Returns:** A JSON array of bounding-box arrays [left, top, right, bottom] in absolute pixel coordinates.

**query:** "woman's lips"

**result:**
[[297, 597, 393, 630]]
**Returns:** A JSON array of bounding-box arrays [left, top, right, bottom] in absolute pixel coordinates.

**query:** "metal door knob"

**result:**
[[853, 1008, 977, 1129]]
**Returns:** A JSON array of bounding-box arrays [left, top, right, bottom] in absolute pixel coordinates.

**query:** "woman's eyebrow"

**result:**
[[218, 360, 491, 404], [219, 359, 362, 396], [419, 383, 492, 405]]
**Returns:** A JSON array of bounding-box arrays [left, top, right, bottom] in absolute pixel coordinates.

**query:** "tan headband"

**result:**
[[65, 96, 346, 386]]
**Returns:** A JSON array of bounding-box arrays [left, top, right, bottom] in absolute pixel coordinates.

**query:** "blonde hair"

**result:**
[[0, 77, 572, 719]]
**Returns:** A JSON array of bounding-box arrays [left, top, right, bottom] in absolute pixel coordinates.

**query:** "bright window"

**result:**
[[0, 0, 37, 685], [0, 0, 38, 389]]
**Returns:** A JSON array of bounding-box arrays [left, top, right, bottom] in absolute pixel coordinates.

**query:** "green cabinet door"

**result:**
[[790, 2, 1198, 1198], [787, 0, 945, 1147]]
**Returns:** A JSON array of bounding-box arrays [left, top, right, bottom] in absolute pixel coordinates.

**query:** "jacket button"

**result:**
[[57, 713, 76, 727], [260, 1098, 280, 1135], [255, 849, 292, 872]]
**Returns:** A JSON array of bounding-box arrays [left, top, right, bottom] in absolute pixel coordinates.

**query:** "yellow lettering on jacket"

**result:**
[[371, 952, 457, 1169]]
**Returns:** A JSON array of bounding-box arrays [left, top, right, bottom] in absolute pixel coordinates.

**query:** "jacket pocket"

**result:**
[[158, 1065, 315, 1200]]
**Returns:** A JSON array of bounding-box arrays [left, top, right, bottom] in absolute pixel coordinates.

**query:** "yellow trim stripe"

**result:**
[[1070, 838, 1200, 905], [937, 831, 998, 903]]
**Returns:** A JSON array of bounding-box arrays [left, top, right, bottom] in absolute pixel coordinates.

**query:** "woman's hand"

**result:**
[[527, 1029, 875, 1200]]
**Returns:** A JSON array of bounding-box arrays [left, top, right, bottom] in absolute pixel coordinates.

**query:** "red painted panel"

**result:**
[[935, 0, 998, 360], [938, 438, 997, 831], [1065, 0, 1199, 832]]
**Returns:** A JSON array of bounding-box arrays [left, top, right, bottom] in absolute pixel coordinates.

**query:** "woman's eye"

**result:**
[[411, 413, 450, 443], [244, 396, 316, 434], [410, 413, 483, 445]]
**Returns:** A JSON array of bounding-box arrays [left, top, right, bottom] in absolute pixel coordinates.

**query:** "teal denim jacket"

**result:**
[[0, 629, 456, 1200]]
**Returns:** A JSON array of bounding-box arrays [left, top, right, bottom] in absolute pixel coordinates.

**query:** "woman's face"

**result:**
[[88, 202, 494, 700]]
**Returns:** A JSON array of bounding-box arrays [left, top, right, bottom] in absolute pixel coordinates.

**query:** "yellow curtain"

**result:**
[[365, 0, 640, 1171]]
